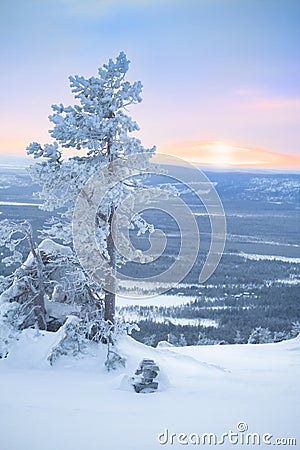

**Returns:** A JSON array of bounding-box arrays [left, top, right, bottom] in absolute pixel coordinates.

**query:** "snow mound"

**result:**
[[156, 340, 174, 348]]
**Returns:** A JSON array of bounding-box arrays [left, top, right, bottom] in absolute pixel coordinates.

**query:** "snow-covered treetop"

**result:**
[[27, 52, 153, 159]]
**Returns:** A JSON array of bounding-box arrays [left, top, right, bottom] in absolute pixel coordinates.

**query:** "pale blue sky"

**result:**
[[1, 0, 299, 167]]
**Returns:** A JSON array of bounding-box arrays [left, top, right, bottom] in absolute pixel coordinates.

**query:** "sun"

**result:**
[[207, 141, 233, 167], [189, 140, 234, 167]]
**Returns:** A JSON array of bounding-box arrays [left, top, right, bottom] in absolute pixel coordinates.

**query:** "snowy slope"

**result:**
[[0, 330, 299, 450]]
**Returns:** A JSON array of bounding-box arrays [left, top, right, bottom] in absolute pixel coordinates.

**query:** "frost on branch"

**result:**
[[0, 219, 28, 267], [27, 141, 61, 163], [0, 301, 20, 358]]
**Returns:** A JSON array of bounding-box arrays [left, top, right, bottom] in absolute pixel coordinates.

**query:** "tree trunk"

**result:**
[[104, 204, 116, 324], [34, 253, 47, 330], [104, 290, 115, 324], [25, 225, 47, 330], [103, 142, 117, 325]]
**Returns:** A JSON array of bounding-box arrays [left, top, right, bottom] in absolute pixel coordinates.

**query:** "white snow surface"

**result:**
[[117, 293, 194, 307], [0, 329, 299, 450], [0, 201, 41, 207], [237, 252, 300, 264]]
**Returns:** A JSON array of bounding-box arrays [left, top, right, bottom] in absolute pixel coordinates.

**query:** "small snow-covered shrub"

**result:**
[[47, 313, 138, 369], [103, 320, 139, 371], [105, 347, 126, 372], [47, 316, 87, 365], [0, 301, 20, 358]]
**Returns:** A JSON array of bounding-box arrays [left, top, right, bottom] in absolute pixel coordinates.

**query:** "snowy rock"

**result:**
[[131, 358, 160, 393]]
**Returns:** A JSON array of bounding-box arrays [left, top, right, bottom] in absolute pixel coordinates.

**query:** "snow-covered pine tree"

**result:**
[[291, 321, 300, 338], [178, 333, 187, 346], [27, 52, 156, 326], [234, 330, 244, 344], [167, 332, 178, 346], [247, 327, 273, 344], [273, 331, 289, 343], [142, 334, 157, 347], [197, 331, 220, 345]]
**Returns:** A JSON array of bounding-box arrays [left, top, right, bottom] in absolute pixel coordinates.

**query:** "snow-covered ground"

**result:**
[[117, 293, 194, 307], [0, 201, 41, 207], [0, 330, 299, 450], [236, 252, 300, 264]]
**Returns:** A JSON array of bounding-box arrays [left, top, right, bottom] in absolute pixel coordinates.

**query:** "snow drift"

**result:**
[[0, 329, 299, 450]]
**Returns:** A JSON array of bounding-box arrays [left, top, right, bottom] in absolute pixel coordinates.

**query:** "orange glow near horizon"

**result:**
[[0, 139, 299, 171], [0, 140, 28, 155], [160, 140, 300, 170]]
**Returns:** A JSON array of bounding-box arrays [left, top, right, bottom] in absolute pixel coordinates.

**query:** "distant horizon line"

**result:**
[[0, 155, 299, 175]]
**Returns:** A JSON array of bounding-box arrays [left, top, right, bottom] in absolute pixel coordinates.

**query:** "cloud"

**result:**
[[236, 90, 300, 111], [234, 91, 300, 125], [250, 97, 300, 111]]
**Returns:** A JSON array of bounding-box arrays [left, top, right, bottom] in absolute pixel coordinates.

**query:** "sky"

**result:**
[[0, 0, 299, 170]]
